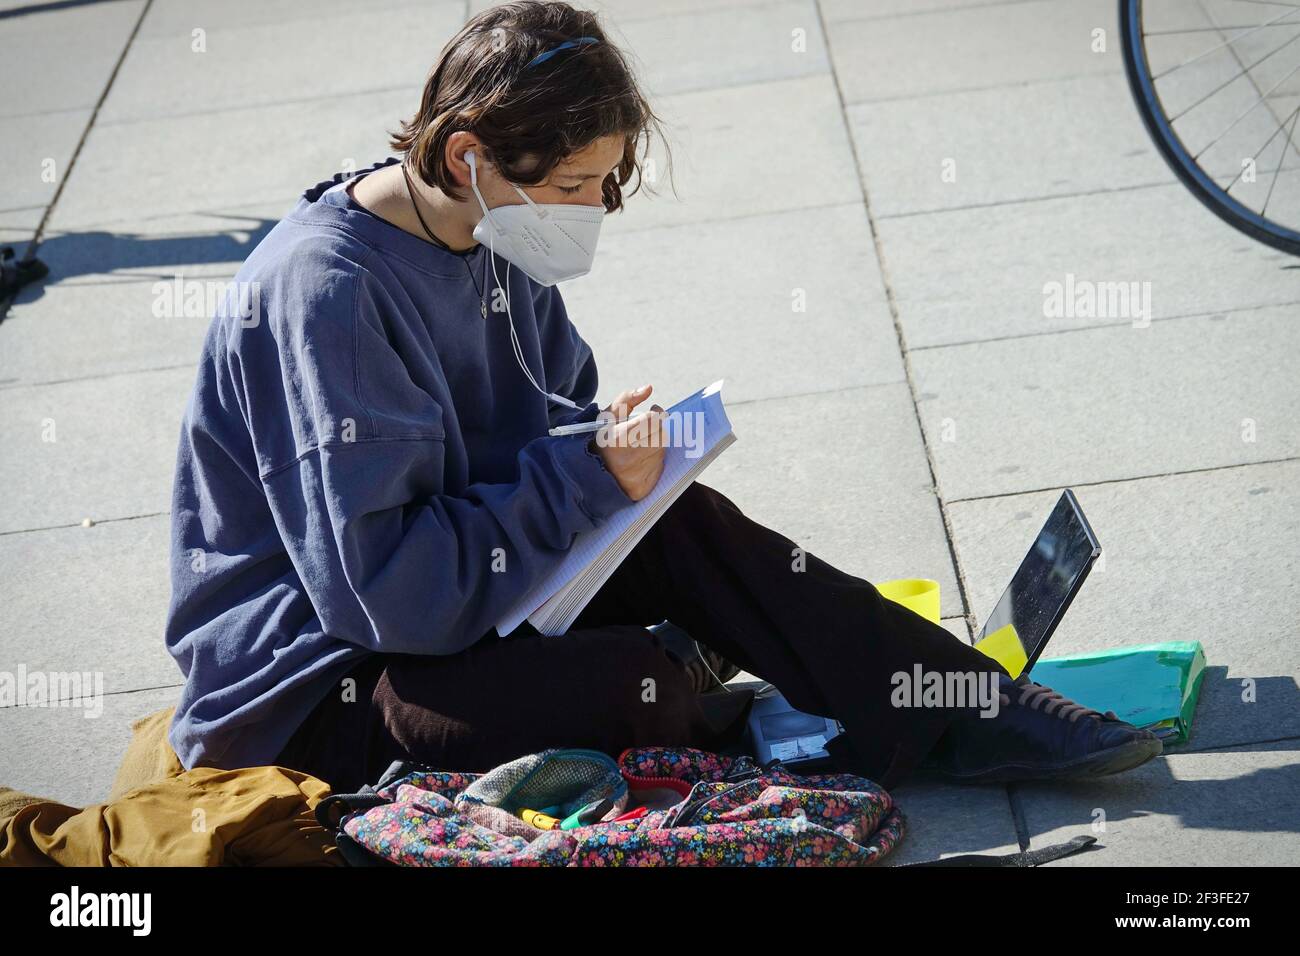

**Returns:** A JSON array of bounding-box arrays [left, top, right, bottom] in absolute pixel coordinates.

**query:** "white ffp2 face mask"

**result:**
[[467, 150, 604, 287]]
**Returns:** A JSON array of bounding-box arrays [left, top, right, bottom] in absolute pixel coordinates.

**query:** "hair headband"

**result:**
[[525, 36, 600, 69]]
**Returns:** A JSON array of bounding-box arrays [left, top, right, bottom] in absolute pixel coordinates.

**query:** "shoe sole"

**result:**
[[929, 736, 1164, 785]]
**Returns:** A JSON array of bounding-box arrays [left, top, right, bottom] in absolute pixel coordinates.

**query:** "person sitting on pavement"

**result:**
[[162, 0, 1162, 792]]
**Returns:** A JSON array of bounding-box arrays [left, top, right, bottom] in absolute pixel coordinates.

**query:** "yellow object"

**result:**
[[521, 808, 561, 830], [973, 623, 1028, 679], [877, 578, 940, 623], [0, 707, 341, 867], [1, 766, 340, 867], [108, 706, 184, 801], [879, 578, 1028, 677]]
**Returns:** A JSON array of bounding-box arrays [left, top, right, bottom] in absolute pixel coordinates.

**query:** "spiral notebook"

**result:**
[[497, 379, 736, 637]]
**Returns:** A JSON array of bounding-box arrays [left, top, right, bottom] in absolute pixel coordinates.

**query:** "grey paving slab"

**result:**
[[141, 0, 459, 37], [885, 779, 1021, 865], [847, 73, 1172, 218], [121, 0, 825, 122], [1015, 743, 1300, 866], [704, 384, 964, 618], [47, 87, 413, 230], [828, 0, 1119, 105], [566, 201, 902, 407], [0, 277, 210, 388], [822, 0, 1040, 21], [942, 617, 971, 643], [0, 685, 181, 808], [469, 0, 781, 20], [101, 0, 463, 124], [0, 514, 176, 694], [30, 200, 287, 285], [0, 108, 91, 232], [0, 366, 192, 533], [876, 183, 1299, 349], [0, 0, 144, 119], [912, 305, 1300, 500], [610, 74, 862, 235], [53, 75, 857, 245], [947, 461, 1300, 752], [596, 0, 829, 98]]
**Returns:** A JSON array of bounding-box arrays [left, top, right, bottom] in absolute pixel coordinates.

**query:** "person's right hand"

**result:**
[[590, 384, 667, 502]]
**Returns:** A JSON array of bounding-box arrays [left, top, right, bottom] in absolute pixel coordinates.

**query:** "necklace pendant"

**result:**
[[480, 300, 488, 319]]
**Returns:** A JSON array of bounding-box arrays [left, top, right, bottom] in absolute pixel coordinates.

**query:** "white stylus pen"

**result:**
[[547, 409, 659, 438], [547, 416, 617, 437]]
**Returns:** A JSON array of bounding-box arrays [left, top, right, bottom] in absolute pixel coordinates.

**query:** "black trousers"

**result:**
[[274, 481, 1007, 792]]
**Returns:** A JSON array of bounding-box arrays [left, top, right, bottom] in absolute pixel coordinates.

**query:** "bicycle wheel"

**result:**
[[1121, 0, 1300, 255]]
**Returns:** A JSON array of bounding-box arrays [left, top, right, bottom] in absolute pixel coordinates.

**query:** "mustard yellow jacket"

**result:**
[[0, 708, 341, 867]]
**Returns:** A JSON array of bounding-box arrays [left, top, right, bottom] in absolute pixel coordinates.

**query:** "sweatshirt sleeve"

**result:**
[[241, 253, 632, 656]]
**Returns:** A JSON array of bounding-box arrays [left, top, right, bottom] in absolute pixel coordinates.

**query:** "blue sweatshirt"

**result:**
[[165, 159, 633, 770]]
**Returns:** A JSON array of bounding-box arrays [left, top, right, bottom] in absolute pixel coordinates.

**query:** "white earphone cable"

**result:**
[[470, 150, 581, 412]]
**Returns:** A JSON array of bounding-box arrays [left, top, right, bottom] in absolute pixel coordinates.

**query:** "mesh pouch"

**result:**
[[456, 749, 629, 839]]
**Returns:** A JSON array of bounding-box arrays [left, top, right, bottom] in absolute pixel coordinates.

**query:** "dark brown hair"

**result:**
[[391, 1, 670, 212]]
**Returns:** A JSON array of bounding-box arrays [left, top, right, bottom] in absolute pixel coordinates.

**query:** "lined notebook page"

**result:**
[[496, 379, 735, 637]]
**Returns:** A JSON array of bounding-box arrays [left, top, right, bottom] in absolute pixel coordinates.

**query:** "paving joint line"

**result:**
[[841, 69, 1124, 109], [829, 0, 1044, 28], [608, 198, 861, 240], [945, 456, 1300, 505], [7, 0, 155, 322], [1173, 733, 1300, 755], [872, 179, 1181, 221], [0, 361, 196, 392], [0, 682, 184, 710], [724, 379, 909, 409], [814, 0, 978, 635], [0, 510, 168, 538], [907, 299, 1300, 351]]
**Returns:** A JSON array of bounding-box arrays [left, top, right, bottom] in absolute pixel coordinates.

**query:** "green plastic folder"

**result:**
[[1028, 641, 1207, 746]]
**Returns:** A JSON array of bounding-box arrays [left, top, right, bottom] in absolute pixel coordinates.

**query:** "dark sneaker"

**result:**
[[922, 673, 1163, 783]]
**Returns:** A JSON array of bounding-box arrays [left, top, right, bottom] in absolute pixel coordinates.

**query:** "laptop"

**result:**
[[746, 489, 1102, 769]]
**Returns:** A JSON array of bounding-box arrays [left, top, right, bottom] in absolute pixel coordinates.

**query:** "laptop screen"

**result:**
[[976, 490, 1101, 670]]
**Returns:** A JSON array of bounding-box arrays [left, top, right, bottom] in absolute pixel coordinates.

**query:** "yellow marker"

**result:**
[[520, 808, 561, 830]]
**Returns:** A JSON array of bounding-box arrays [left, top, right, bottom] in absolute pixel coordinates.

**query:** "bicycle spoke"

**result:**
[[1131, 0, 1300, 248], [1168, 24, 1300, 121], [1223, 104, 1300, 193], [1146, 25, 1300, 34], [1151, 5, 1300, 80], [1192, 60, 1300, 160], [1262, 108, 1300, 214]]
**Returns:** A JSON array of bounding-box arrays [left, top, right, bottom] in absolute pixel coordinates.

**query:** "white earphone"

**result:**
[[467, 150, 581, 412]]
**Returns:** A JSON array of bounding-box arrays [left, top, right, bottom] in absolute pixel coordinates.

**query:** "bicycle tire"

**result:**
[[1119, 0, 1300, 256]]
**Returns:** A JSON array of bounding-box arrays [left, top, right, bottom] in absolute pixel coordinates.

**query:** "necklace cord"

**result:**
[[402, 160, 578, 411], [401, 162, 486, 306]]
